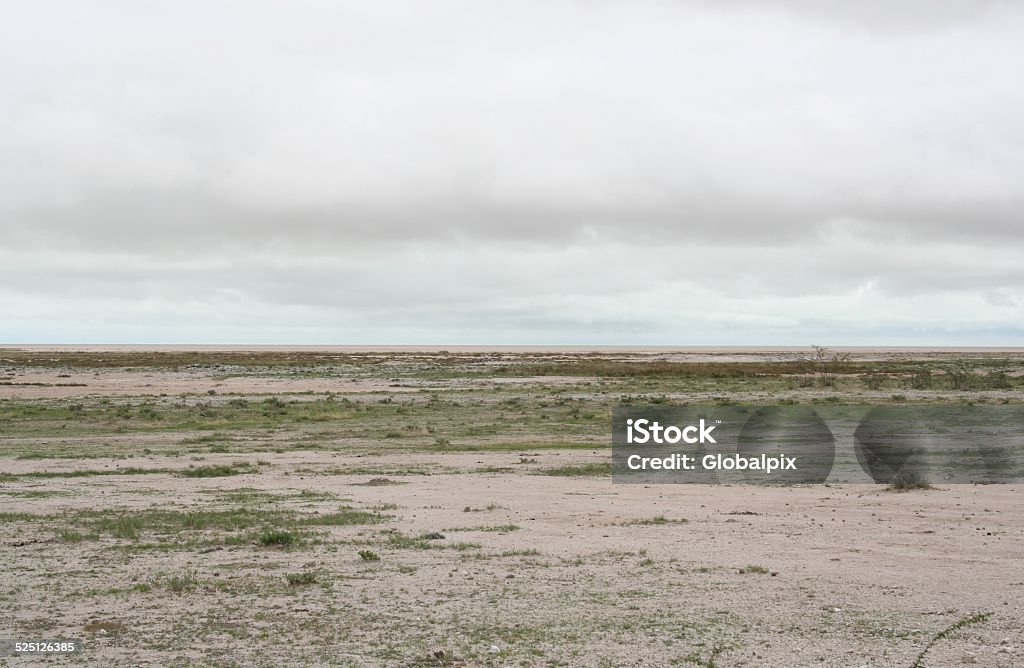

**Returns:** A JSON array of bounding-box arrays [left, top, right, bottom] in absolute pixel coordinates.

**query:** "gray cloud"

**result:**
[[1, 1, 1022, 343]]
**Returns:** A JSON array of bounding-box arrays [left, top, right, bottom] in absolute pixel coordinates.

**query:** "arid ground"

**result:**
[[1, 347, 1022, 667]]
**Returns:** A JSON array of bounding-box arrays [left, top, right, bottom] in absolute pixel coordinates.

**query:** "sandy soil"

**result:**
[[3, 451, 1022, 667], [0, 370, 592, 399], [0, 369, 424, 399]]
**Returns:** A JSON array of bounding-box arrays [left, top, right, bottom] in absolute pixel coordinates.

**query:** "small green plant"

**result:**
[[180, 462, 256, 478], [861, 374, 886, 390], [358, 550, 380, 561], [463, 503, 506, 512], [987, 370, 1011, 389], [622, 515, 687, 526], [741, 565, 769, 574], [445, 524, 520, 533], [887, 469, 935, 491], [167, 569, 198, 593], [910, 612, 992, 668], [259, 529, 297, 547], [97, 515, 144, 540], [286, 571, 317, 585], [803, 345, 851, 388], [537, 462, 610, 477], [680, 643, 727, 667], [908, 369, 933, 389], [485, 524, 519, 532], [359, 477, 404, 486]]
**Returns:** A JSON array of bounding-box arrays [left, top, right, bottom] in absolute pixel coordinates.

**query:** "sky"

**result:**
[[2, 1, 1023, 345]]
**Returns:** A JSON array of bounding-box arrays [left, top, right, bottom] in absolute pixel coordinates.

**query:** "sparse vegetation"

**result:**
[[445, 524, 520, 533], [537, 462, 610, 477], [887, 470, 935, 491], [910, 612, 992, 668], [1, 347, 1019, 666], [357, 477, 405, 486], [179, 462, 257, 478], [678, 644, 729, 668], [83, 620, 127, 635], [803, 345, 851, 388], [258, 529, 298, 547], [286, 571, 318, 585], [166, 569, 199, 593], [619, 515, 688, 526]]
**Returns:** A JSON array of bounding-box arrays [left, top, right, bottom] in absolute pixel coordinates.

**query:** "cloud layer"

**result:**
[[2, 1, 1023, 343]]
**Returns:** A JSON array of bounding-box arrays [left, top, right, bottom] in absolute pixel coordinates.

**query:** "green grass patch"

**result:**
[[179, 462, 258, 478], [355, 477, 406, 486], [0, 467, 171, 481], [445, 524, 521, 533], [498, 548, 541, 557], [619, 515, 688, 526], [383, 530, 482, 551], [285, 571, 318, 585], [536, 462, 610, 477], [911, 612, 992, 668], [166, 569, 199, 593], [258, 528, 298, 547], [886, 470, 936, 491], [8, 504, 390, 544], [298, 508, 390, 527], [0, 489, 70, 498]]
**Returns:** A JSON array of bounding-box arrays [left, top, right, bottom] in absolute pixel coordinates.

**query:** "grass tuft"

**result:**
[[167, 569, 199, 593], [620, 515, 687, 526], [286, 571, 317, 585], [911, 612, 992, 668], [887, 470, 936, 491], [537, 462, 610, 477], [258, 528, 298, 547], [179, 462, 257, 478]]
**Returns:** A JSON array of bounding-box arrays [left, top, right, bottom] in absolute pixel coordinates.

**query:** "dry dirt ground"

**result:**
[[1, 348, 1022, 667]]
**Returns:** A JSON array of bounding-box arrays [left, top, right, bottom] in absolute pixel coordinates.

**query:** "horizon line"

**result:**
[[5, 344, 1024, 353]]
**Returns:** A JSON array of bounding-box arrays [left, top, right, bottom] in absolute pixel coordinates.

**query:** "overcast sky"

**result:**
[[2, 1, 1023, 345]]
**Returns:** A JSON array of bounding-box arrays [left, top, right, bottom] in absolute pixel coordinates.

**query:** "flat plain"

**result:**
[[1, 347, 1022, 667]]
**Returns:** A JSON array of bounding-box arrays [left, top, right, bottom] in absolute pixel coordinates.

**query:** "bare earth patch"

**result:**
[[3, 453, 1022, 666]]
